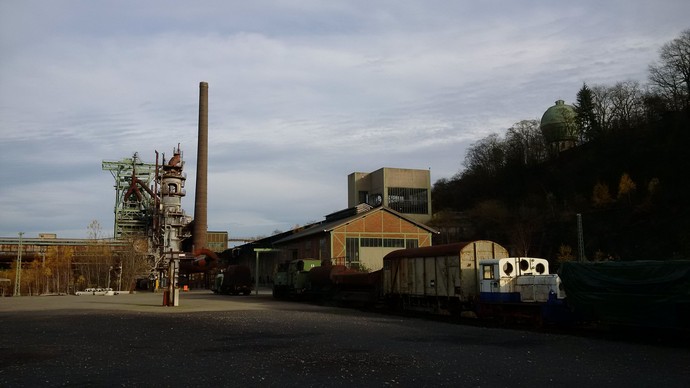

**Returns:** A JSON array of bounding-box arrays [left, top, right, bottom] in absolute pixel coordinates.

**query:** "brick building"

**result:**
[[272, 204, 437, 271]]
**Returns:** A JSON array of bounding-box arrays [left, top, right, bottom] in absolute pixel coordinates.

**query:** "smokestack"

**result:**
[[193, 81, 208, 251]]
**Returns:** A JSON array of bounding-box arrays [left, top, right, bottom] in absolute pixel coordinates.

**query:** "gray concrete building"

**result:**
[[348, 168, 432, 224]]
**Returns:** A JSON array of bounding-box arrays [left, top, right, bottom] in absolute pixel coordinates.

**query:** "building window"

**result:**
[[361, 238, 381, 247], [405, 239, 418, 249], [360, 238, 405, 248], [383, 239, 405, 248], [319, 238, 327, 259], [358, 191, 369, 205], [345, 238, 359, 265], [483, 265, 495, 280], [387, 187, 428, 214]]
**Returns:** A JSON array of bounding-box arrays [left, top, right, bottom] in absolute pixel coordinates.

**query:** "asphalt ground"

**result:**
[[1, 289, 689, 387]]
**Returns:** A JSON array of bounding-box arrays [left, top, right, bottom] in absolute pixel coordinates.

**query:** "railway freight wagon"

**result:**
[[382, 241, 509, 314], [273, 259, 322, 298], [212, 264, 252, 295]]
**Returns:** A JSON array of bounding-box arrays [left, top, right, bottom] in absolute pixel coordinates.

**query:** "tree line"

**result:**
[[1, 220, 151, 296]]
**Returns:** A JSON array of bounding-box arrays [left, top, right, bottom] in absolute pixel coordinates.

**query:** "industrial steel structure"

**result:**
[[156, 145, 192, 256], [3, 82, 215, 298], [101, 146, 192, 268], [102, 154, 157, 241], [98, 82, 212, 299]]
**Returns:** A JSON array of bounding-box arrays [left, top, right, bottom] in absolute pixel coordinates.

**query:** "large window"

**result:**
[[360, 238, 406, 248], [358, 191, 369, 204], [345, 238, 359, 265], [387, 187, 428, 214], [483, 264, 495, 280], [320, 238, 327, 259], [348, 238, 419, 266]]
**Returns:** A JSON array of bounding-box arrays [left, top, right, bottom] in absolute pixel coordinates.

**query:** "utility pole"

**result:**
[[107, 266, 112, 290], [117, 263, 123, 292], [577, 214, 586, 262], [14, 232, 24, 296]]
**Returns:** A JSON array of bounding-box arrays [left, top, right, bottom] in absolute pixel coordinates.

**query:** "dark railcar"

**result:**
[[213, 264, 253, 295], [382, 241, 509, 314], [331, 269, 382, 304]]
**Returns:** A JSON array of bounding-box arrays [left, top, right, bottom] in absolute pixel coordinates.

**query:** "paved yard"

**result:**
[[1, 290, 689, 387]]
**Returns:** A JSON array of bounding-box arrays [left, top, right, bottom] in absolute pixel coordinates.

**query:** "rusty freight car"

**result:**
[[382, 240, 509, 314]]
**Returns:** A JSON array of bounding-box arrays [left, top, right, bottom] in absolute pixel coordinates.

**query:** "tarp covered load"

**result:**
[[559, 261, 690, 329]]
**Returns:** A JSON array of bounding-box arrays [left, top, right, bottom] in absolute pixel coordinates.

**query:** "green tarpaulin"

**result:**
[[559, 261, 690, 329]]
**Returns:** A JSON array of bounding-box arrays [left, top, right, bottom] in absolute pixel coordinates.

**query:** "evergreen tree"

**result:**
[[574, 83, 600, 141]]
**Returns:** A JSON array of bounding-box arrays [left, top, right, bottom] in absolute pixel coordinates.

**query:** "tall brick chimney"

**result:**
[[193, 81, 208, 251]]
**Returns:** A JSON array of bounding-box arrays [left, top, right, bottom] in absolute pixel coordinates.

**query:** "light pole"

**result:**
[[13, 232, 24, 296], [117, 264, 122, 292], [41, 247, 47, 294], [107, 266, 112, 290]]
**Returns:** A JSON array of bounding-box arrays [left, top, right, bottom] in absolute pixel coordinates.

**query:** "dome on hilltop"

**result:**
[[540, 100, 578, 152]]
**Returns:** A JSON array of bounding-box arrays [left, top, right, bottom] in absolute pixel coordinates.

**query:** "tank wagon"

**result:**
[[212, 264, 252, 295]]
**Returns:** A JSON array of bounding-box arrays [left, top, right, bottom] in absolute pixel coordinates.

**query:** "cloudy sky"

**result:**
[[1, 1, 688, 241]]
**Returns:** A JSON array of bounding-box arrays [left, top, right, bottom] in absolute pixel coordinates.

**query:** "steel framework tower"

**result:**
[[102, 153, 157, 241]]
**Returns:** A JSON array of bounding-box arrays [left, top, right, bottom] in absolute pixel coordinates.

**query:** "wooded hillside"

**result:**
[[430, 29, 690, 261]]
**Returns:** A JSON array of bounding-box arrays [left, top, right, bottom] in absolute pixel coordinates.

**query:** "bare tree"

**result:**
[[609, 80, 644, 130], [116, 237, 152, 292], [505, 119, 546, 165], [462, 133, 507, 177], [591, 85, 614, 133], [648, 29, 690, 110], [43, 245, 74, 294], [81, 220, 113, 289]]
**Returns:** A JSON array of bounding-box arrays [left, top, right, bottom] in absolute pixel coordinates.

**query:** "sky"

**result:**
[[1, 1, 688, 241]]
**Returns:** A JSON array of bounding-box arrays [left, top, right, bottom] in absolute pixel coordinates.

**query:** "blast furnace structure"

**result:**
[[101, 82, 212, 293]]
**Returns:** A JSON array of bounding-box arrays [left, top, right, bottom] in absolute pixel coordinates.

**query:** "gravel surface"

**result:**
[[1, 290, 689, 387]]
